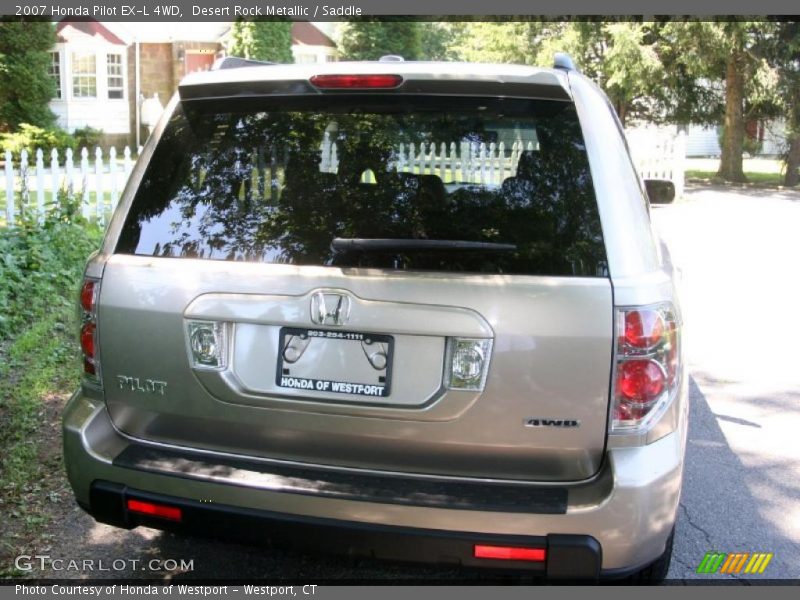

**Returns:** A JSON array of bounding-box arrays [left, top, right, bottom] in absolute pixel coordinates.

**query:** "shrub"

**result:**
[[72, 126, 104, 151], [0, 188, 103, 339], [717, 126, 763, 157], [0, 123, 74, 159]]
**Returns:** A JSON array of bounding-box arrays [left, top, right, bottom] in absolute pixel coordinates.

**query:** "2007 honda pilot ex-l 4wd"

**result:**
[[63, 56, 687, 582]]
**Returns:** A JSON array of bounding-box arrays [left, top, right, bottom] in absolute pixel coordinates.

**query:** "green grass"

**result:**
[[685, 157, 790, 186], [0, 315, 76, 488], [0, 313, 76, 579], [0, 215, 103, 567]]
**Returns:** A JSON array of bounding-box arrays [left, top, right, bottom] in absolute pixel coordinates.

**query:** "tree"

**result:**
[[228, 20, 293, 63], [711, 22, 778, 183], [536, 22, 669, 126], [339, 20, 422, 61], [418, 22, 455, 61], [446, 21, 542, 65], [764, 22, 800, 186], [658, 21, 780, 182], [449, 21, 668, 126], [0, 18, 57, 132]]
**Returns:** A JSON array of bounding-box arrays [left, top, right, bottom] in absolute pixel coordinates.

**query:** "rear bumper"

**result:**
[[63, 389, 686, 578], [87, 480, 601, 579]]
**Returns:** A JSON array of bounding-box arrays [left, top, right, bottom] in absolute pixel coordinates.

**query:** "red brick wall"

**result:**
[[126, 41, 221, 146]]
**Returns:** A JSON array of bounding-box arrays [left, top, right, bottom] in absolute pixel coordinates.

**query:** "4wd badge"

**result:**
[[524, 418, 581, 428]]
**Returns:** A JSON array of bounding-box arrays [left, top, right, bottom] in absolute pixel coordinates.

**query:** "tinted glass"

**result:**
[[117, 96, 607, 276]]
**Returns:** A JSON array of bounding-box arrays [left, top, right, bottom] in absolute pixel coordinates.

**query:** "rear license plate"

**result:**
[[276, 327, 394, 398]]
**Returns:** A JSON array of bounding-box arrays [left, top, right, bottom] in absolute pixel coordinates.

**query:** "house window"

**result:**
[[295, 53, 317, 64], [72, 52, 97, 98], [107, 53, 124, 99], [48, 51, 62, 99]]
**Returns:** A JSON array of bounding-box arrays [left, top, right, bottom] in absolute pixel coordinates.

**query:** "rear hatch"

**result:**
[[98, 84, 612, 482]]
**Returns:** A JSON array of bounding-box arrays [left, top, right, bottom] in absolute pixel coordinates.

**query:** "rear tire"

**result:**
[[630, 526, 674, 584]]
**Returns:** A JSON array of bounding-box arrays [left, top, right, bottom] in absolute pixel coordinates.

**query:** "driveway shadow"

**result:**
[[667, 376, 800, 582]]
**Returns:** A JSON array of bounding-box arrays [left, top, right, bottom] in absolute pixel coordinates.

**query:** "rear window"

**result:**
[[117, 95, 607, 277]]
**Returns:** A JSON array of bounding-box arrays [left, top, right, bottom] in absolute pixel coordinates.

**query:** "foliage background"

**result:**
[[0, 18, 57, 133], [228, 20, 293, 63]]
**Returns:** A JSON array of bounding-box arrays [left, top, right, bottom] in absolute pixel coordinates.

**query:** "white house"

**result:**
[[49, 20, 130, 138], [48, 20, 338, 146], [290, 22, 337, 64], [682, 120, 787, 157]]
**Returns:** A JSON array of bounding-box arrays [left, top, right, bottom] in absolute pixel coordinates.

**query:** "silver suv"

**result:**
[[63, 55, 687, 582]]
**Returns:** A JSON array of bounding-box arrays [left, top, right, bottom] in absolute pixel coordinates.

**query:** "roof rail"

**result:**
[[211, 56, 275, 71], [553, 52, 578, 72]]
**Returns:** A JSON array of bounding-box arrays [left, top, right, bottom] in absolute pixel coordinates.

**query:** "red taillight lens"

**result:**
[[79, 277, 101, 385], [80, 280, 95, 313], [613, 304, 681, 432], [614, 402, 649, 422], [83, 357, 96, 376], [618, 360, 665, 402], [310, 74, 403, 89], [474, 545, 546, 562], [127, 499, 182, 521], [80, 322, 96, 358], [623, 309, 664, 349]]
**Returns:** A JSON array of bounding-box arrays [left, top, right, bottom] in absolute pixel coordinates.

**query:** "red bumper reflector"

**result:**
[[127, 499, 182, 521], [310, 74, 403, 89], [474, 545, 546, 562]]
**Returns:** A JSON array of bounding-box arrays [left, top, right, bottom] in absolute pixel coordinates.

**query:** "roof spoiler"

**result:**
[[212, 56, 275, 71]]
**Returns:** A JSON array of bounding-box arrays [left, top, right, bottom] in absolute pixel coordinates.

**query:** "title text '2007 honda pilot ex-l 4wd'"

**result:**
[[63, 54, 687, 582]]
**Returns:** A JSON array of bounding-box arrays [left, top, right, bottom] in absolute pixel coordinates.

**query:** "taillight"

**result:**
[[612, 305, 680, 433], [79, 278, 101, 386], [623, 310, 664, 349], [309, 74, 403, 89], [80, 280, 95, 313], [80, 322, 96, 357]]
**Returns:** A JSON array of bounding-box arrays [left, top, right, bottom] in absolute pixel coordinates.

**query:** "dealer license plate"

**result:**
[[276, 327, 394, 398]]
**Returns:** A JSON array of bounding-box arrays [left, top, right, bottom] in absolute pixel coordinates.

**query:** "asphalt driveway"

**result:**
[[653, 184, 800, 580]]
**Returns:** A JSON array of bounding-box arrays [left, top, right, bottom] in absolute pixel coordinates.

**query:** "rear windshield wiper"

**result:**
[[331, 238, 517, 252]]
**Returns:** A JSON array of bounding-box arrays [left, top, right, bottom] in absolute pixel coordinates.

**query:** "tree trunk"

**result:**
[[784, 129, 800, 187], [717, 52, 748, 183], [616, 101, 628, 128]]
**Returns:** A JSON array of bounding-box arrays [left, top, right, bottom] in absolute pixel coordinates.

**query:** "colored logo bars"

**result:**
[[696, 552, 773, 574]]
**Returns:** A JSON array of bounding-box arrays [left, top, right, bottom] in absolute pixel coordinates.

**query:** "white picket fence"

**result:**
[[626, 129, 688, 198], [1, 131, 687, 228], [1, 146, 141, 227], [319, 133, 539, 186]]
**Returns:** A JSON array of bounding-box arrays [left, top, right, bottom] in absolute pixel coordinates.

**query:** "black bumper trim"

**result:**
[[114, 443, 568, 514], [88, 480, 601, 579]]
